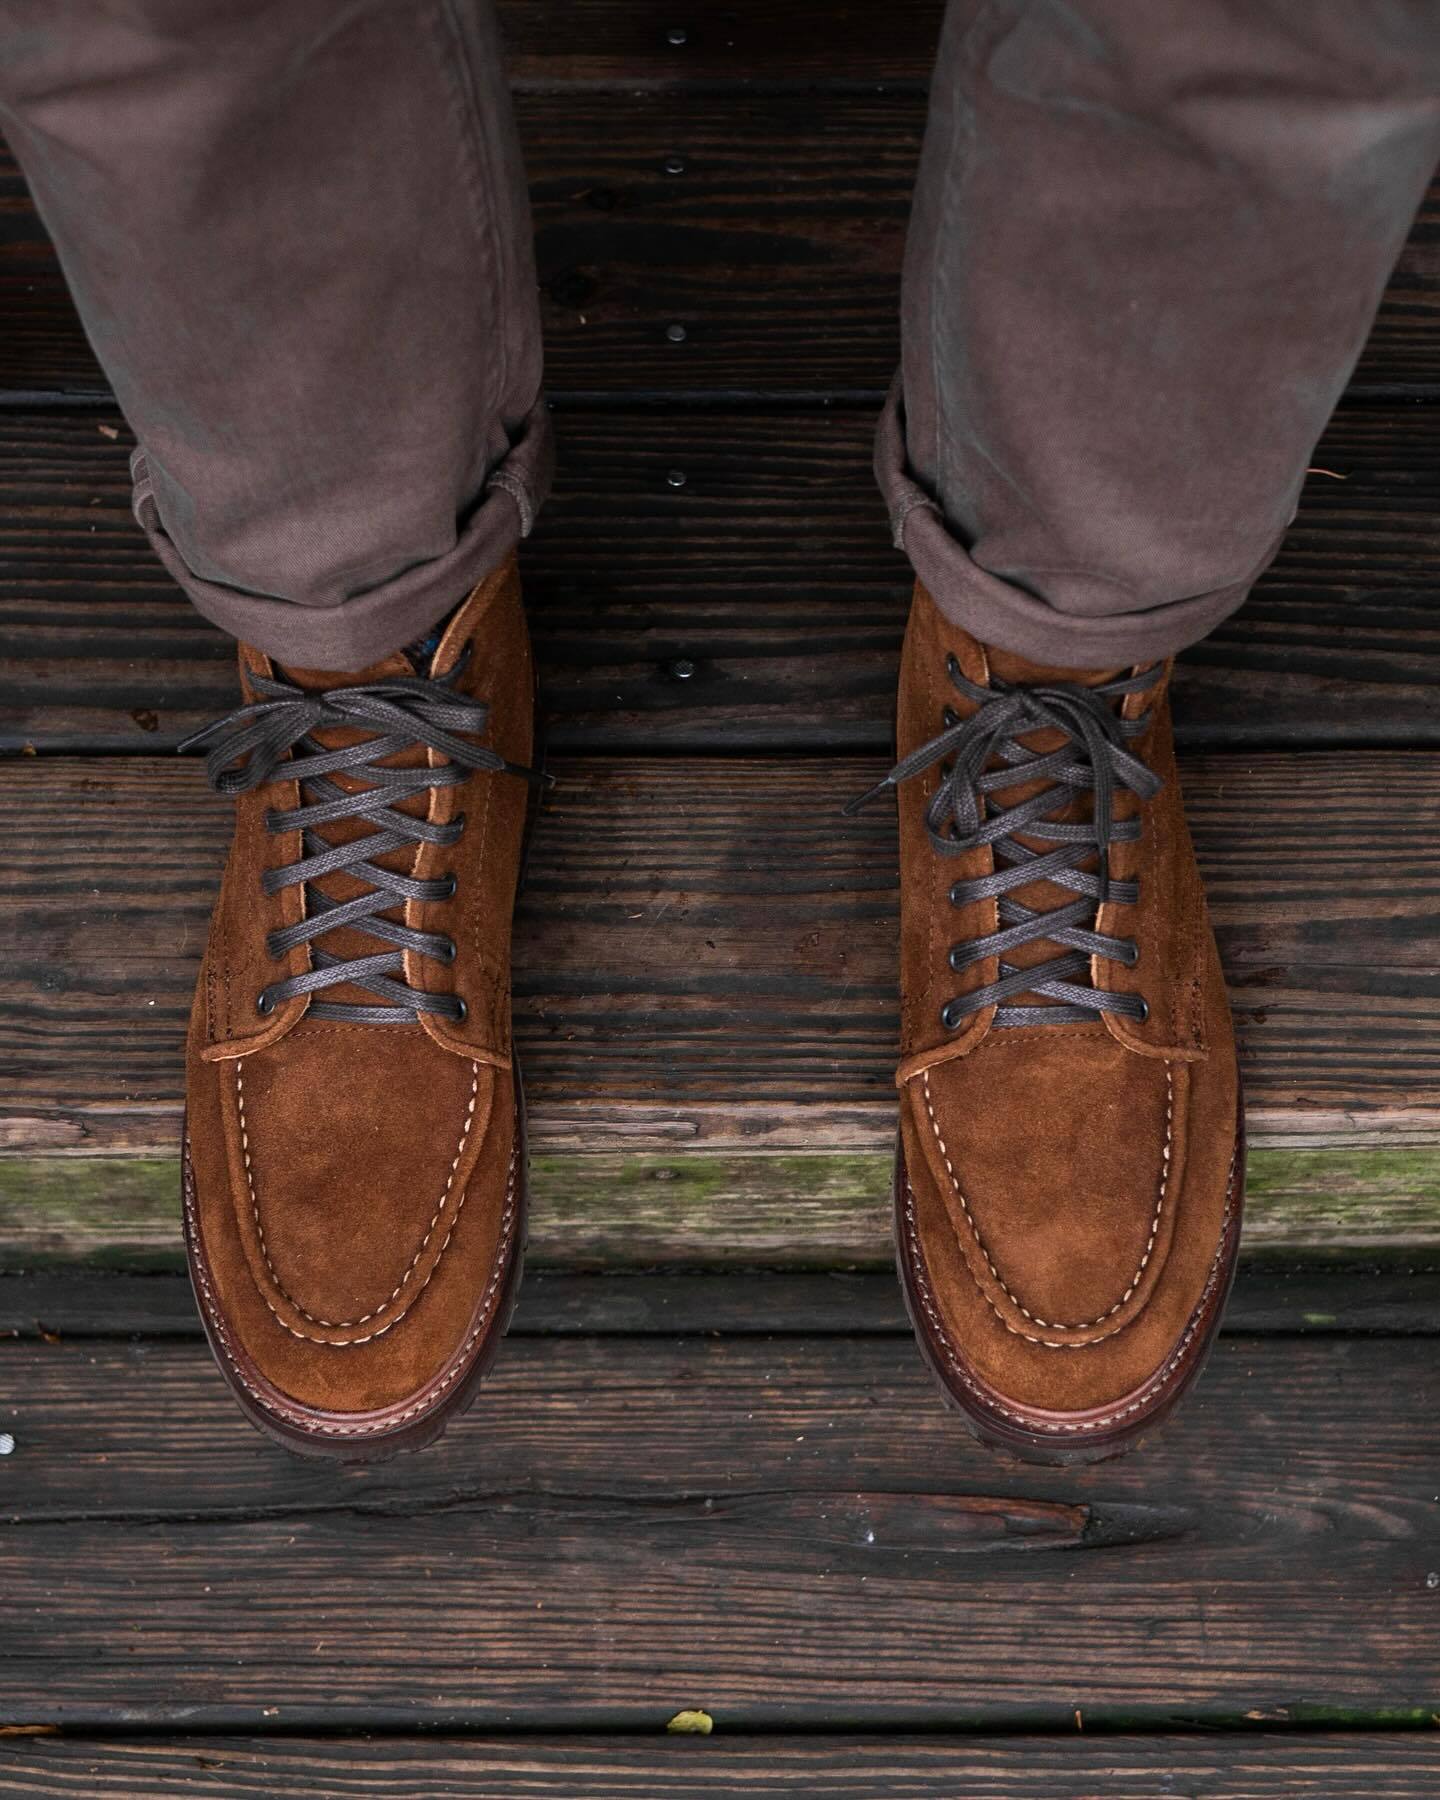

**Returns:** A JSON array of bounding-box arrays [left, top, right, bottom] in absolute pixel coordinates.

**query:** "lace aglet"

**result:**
[[502, 757, 557, 792], [842, 775, 896, 818], [175, 722, 213, 755]]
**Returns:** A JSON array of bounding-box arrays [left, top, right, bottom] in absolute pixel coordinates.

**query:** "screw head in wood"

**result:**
[[666, 321, 688, 343]]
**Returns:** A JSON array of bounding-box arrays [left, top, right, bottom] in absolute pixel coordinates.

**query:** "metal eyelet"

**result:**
[[255, 990, 277, 1016], [451, 810, 467, 833], [942, 706, 958, 728], [454, 997, 469, 1023], [437, 935, 458, 965], [438, 873, 459, 899], [939, 1000, 962, 1032], [1135, 997, 1150, 1023], [945, 654, 960, 680], [1126, 942, 1141, 968]]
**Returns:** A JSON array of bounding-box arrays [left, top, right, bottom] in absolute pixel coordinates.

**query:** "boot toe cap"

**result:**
[[184, 1026, 523, 1453], [899, 1030, 1241, 1452]]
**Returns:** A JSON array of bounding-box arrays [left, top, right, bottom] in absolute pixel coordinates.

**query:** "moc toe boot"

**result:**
[[877, 583, 1243, 1465], [182, 554, 537, 1460]]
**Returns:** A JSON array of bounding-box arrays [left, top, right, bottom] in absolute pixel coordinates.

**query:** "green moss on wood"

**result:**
[[2, 1144, 1439, 1272]]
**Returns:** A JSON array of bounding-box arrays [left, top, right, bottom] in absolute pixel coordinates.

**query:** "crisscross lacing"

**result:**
[[848, 655, 1163, 1029], [184, 652, 545, 1025]]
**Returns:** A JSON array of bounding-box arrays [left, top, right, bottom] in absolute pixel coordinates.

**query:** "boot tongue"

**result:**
[[983, 644, 1126, 690], [276, 645, 418, 691], [259, 599, 454, 695]]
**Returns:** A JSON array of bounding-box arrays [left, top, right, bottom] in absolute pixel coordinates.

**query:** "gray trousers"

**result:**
[[3, 0, 1437, 671]]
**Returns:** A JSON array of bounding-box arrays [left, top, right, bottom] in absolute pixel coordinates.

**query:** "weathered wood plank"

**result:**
[[1, 750, 1437, 1128], [2, 407, 1437, 755], [1, 750, 1438, 1264], [4, 1262, 1439, 1339], [2, 93, 1437, 400], [4, 1735, 1440, 1799], [9, 1335, 1433, 1543], [0, 1335, 1435, 1725]]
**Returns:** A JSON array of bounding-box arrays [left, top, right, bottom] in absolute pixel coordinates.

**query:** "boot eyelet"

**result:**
[[940, 1000, 962, 1032], [255, 990, 277, 1016], [1126, 942, 1141, 968], [454, 997, 469, 1023], [438, 873, 459, 899], [945, 654, 960, 680], [942, 706, 958, 728], [451, 810, 467, 833], [1135, 997, 1150, 1023], [437, 935, 458, 964]]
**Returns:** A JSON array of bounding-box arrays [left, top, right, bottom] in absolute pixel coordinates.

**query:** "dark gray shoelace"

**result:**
[[847, 656, 1163, 1029], [183, 652, 545, 1025]]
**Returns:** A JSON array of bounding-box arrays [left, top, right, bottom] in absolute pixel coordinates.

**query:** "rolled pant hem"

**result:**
[[131, 395, 555, 670], [875, 374, 1270, 668]]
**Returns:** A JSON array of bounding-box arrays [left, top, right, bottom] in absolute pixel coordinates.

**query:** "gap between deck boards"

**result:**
[[3, 1263, 1439, 1339]]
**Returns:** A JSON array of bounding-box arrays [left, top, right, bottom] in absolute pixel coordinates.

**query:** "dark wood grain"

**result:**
[[7, 1333, 1429, 1523], [2, 407, 1439, 755], [0, 752, 1436, 1147], [6, 1262, 1440, 1340], [4, 1735, 1440, 1798], [2, 92, 1438, 400], [1, 5, 1435, 1761], [0, 1333, 1435, 1725], [499, 0, 944, 85]]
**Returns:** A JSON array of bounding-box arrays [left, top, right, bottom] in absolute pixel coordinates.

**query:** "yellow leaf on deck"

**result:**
[[666, 1709, 714, 1735]]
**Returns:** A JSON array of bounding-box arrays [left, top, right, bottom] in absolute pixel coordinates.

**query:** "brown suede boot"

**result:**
[[863, 583, 1243, 1465], [181, 554, 538, 1460]]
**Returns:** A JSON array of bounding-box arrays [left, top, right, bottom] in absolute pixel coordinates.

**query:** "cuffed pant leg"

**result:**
[[0, 0, 548, 668], [880, 0, 1440, 666]]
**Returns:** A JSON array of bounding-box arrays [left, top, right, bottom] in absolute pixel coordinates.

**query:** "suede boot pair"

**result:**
[[183, 563, 1241, 1463]]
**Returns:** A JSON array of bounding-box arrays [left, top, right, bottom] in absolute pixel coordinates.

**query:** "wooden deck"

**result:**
[[1, 4, 1438, 1792]]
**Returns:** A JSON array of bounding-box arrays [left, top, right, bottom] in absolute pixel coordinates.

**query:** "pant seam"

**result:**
[[425, 0, 515, 505], [931, 0, 1000, 519]]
